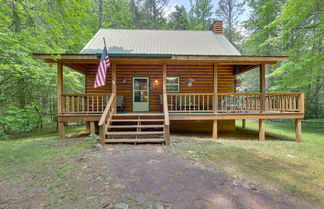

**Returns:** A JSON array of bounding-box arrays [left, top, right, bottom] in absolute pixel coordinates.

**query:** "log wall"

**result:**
[[85, 64, 235, 112]]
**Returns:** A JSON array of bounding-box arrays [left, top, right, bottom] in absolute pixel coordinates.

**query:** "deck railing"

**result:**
[[61, 93, 111, 114], [167, 92, 304, 114], [98, 93, 116, 145], [163, 92, 170, 145], [167, 93, 214, 112]]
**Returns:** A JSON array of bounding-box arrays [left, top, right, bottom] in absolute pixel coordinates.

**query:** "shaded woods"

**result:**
[[0, 0, 323, 137]]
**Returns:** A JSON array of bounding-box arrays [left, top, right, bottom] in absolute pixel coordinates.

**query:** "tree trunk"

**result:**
[[98, 0, 103, 29]]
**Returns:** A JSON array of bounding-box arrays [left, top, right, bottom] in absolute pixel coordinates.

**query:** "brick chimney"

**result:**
[[209, 20, 223, 34]]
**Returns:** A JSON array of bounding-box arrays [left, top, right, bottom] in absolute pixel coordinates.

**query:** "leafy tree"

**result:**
[[168, 5, 189, 30], [95, 0, 135, 29], [0, 0, 94, 135], [188, 0, 213, 30], [264, 0, 324, 117], [244, 0, 285, 55], [243, 0, 323, 118]]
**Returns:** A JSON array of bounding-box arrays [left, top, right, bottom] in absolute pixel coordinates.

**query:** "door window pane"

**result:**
[[135, 79, 148, 91], [134, 91, 147, 102]]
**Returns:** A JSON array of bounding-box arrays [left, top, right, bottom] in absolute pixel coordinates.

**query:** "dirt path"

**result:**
[[104, 145, 296, 209]]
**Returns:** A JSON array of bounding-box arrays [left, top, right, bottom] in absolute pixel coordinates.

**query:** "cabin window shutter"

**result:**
[[166, 77, 180, 92]]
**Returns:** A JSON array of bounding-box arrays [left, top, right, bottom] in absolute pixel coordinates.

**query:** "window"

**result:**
[[166, 77, 180, 92]]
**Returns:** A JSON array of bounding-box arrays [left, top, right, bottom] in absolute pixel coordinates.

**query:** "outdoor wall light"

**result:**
[[154, 79, 158, 84], [187, 78, 195, 87], [122, 77, 126, 84]]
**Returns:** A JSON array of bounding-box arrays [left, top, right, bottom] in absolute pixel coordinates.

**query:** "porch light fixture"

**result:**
[[187, 78, 195, 87], [122, 77, 126, 83]]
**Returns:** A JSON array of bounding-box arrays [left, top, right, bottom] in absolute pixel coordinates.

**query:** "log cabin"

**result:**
[[33, 20, 304, 145]]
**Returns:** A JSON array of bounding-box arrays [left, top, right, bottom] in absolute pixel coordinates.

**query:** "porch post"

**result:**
[[295, 119, 302, 142], [112, 64, 117, 112], [242, 119, 246, 128], [213, 64, 218, 113], [57, 62, 65, 139], [163, 64, 171, 145], [259, 119, 265, 141], [86, 121, 90, 133], [90, 121, 96, 134], [163, 64, 167, 93], [212, 120, 218, 139], [260, 64, 266, 112]]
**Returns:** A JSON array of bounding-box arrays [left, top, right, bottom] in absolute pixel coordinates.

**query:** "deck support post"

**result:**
[[58, 121, 65, 139], [212, 120, 218, 139], [242, 119, 246, 128], [258, 119, 265, 141], [90, 121, 95, 134], [260, 64, 266, 112], [86, 122, 90, 133], [165, 125, 170, 145], [99, 125, 105, 145], [112, 64, 117, 112], [295, 119, 302, 142], [57, 62, 64, 138]]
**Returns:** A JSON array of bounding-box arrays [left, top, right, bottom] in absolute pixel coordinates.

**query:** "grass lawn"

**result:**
[[0, 120, 323, 208], [0, 128, 146, 208], [173, 119, 324, 208]]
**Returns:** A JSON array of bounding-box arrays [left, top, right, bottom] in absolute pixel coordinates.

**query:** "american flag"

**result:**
[[94, 46, 111, 88]]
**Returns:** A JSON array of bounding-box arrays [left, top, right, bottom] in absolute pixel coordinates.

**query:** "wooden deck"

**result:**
[[57, 92, 304, 143], [59, 92, 304, 120]]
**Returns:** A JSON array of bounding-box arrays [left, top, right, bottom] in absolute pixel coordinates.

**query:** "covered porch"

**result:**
[[33, 54, 304, 143]]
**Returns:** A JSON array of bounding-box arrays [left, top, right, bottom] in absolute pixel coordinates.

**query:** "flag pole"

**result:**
[[103, 37, 107, 49]]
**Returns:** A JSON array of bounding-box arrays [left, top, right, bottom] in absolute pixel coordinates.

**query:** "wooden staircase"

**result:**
[[104, 113, 167, 144], [98, 93, 170, 145]]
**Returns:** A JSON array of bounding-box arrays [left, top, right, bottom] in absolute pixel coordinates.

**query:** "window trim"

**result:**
[[166, 76, 180, 93]]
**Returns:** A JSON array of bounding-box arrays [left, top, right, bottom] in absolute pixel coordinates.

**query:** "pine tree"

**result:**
[[168, 5, 189, 30], [188, 0, 213, 30]]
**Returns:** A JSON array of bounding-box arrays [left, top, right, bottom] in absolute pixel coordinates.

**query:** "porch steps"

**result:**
[[104, 138, 165, 143], [106, 131, 165, 135], [111, 119, 165, 122], [104, 113, 166, 144], [112, 113, 163, 117], [109, 125, 164, 128]]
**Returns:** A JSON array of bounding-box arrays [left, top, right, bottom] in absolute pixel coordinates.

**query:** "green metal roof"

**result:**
[[81, 29, 240, 56]]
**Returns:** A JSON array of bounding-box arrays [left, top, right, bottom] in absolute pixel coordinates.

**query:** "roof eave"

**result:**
[[172, 54, 288, 63], [32, 53, 288, 64]]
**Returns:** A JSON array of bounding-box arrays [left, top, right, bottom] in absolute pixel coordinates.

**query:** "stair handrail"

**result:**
[[163, 92, 170, 145], [98, 93, 116, 145]]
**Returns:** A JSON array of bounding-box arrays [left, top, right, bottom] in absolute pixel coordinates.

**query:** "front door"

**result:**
[[133, 77, 149, 112]]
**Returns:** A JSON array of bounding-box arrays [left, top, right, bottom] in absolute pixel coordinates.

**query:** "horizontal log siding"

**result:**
[[85, 64, 112, 93], [116, 65, 163, 112], [218, 65, 235, 93], [85, 64, 235, 112], [167, 64, 214, 93], [167, 64, 235, 93]]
